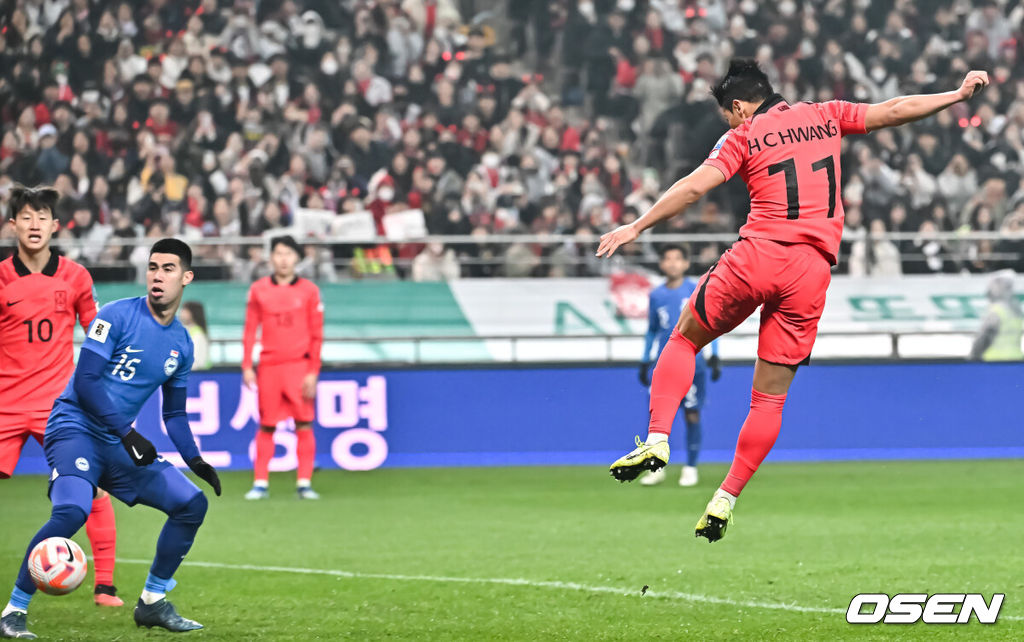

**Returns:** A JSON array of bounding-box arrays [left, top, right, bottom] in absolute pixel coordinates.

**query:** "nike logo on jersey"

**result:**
[[6, 300, 22, 307], [124, 346, 144, 353]]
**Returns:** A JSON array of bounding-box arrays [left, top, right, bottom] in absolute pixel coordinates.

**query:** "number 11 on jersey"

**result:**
[[767, 155, 837, 220]]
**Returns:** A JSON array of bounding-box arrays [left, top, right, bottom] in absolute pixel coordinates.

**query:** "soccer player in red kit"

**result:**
[[0, 185, 123, 605], [241, 235, 324, 500], [598, 60, 989, 542]]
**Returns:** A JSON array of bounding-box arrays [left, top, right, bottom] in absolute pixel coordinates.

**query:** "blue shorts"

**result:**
[[45, 428, 199, 511], [682, 366, 708, 412]]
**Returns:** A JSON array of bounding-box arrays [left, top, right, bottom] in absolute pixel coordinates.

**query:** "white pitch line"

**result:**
[[114, 557, 1022, 621]]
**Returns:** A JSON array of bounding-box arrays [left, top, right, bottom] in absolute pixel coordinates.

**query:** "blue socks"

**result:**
[[144, 573, 171, 595], [8, 587, 32, 612], [150, 492, 207, 581], [685, 417, 702, 467], [142, 492, 205, 605]]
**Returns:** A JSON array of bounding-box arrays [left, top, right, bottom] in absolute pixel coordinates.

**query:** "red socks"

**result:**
[[85, 494, 116, 587], [720, 389, 787, 496], [255, 429, 315, 486], [254, 429, 275, 484], [650, 332, 787, 498], [648, 329, 698, 436], [296, 429, 315, 485]]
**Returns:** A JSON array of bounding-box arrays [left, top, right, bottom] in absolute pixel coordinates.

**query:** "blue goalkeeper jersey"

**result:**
[[646, 279, 717, 369], [48, 296, 194, 444]]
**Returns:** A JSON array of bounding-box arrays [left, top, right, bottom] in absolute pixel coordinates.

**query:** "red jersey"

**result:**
[[0, 253, 97, 414], [702, 95, 869, 264], [242, 275, 324, 373]]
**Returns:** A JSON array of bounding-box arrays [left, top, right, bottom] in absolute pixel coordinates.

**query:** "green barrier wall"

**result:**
[[94, 282, 474, 339]]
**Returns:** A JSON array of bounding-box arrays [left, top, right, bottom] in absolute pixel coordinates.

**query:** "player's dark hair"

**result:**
[[659, 244, 689, 260], [711, 59, 775, 109], [150, 238, 193, 270], [7, 184, 59, 220], [181, 301, 209, 335], [270, 235, 302, 256]]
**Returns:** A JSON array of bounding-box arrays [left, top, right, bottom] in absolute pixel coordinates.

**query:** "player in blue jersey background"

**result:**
[[1, 239, 221, 640], [638, 245, 721, 487]]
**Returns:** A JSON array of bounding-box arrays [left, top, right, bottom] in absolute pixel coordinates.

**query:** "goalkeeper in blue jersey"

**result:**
[[638, 245, 721, 487], [1, 239, 221, 640]]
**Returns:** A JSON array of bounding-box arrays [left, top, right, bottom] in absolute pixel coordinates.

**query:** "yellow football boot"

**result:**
[[694, 495, 733, 542], [609, 436, 669, 482]]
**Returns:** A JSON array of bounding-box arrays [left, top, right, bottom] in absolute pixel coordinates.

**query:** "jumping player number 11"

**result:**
[[597, 59, 989, 543]]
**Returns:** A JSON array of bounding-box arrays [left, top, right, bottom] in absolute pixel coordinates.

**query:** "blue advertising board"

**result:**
[[13, 363, 1024, 476]]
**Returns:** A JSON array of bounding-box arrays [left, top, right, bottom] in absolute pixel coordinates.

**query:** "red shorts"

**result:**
[[257, 360, 316, 426], [688, 237, 832, 365], [0, 413, 48, 479]]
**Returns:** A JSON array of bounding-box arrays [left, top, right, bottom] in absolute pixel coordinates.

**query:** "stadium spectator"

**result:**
[[939, 154, 980, 216], [1, 0, 1023, 279], [179, 301, 212, 370], [411, 242, 460, 281], [849, 219, 902, 278], [906, 219, 955, 275]]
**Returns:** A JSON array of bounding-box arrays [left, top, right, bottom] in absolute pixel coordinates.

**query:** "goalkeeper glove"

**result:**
[[188, 457, 222, 496], [638, 362, 652, 387], [708, 355, 722, 382]]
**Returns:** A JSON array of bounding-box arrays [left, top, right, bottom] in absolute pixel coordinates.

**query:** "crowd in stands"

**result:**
[[1, 0, 1024, 281]]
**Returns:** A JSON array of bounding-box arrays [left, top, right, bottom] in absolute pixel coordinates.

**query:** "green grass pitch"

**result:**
[[1, 461, 1022, 640]]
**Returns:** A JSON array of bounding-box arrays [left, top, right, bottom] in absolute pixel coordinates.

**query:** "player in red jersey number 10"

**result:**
[[0, 185, 123, 609], [597, 60, 988, 542]]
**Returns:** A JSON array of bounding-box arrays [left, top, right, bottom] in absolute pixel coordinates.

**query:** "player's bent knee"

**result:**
[[752, 359, 798, 396], [676, 306, 718, 350], [49, 503, 89, 534], [173, 491, 208, 525], [50, 474, 95, 518]]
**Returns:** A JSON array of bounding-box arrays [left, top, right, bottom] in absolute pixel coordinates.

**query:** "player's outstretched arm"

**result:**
[[864, 71, 989, 132], [596, 165, 725, 258]]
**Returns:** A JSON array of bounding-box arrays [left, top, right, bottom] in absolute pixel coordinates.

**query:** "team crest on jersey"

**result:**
[[54, 291, 67, 312], [164, 356, 179, 376], [708, 132, 729, 160]]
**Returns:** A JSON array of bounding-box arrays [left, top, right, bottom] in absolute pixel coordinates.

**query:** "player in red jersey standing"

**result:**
[[241, 235, 324, 500], [599, 60, 989, 542], [0, 185, 123, 605]]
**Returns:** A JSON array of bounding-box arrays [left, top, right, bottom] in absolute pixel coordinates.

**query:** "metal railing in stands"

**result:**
[[6, 231, 1022, 275], [187, 329, 985, 365]]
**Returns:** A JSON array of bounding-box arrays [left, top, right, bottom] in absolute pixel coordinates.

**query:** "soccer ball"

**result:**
[[28, 537, 88, 595]]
